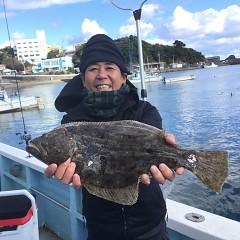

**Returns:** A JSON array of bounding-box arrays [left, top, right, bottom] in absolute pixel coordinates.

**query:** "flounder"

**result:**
[[26, 120, 228, 205]]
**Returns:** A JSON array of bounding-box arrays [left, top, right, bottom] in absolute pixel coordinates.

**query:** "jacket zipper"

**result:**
[[122, 206, 128, 240]]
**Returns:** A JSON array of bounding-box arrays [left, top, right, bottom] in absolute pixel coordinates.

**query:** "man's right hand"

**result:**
[[44, 158, 82, 189]]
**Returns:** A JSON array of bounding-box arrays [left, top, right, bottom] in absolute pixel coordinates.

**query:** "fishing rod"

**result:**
[[2, 0, 31, 147], [110, 0, 148, 101]]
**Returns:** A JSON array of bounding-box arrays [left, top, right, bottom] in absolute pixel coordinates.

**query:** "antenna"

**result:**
[[110, 0, 148, 101]]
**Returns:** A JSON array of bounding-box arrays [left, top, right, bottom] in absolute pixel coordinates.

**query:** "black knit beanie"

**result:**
[[79, 34, 130, 74]]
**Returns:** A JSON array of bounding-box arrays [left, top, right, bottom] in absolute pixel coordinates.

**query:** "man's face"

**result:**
[[81, 62, 127, 91]]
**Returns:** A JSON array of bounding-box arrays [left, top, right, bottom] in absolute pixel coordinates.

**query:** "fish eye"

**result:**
[[41, 142, 48, 149]]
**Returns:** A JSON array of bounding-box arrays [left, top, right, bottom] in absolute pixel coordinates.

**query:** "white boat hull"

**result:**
[[129, 71, 163, 84], [163, 75, 195, 83], [204, 62, 218, 68], [130, 77, 162, 84]]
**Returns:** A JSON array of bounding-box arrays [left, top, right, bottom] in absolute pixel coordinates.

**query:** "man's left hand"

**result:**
[[140, 134, 185, 185]]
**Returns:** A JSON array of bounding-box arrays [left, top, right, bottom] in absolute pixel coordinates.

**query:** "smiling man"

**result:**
[[45, 34, 184, 240], [82, 62, 127, 91]]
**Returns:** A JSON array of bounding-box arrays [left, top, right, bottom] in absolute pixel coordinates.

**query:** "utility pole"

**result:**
[[147, 56, 149, 71], [21, 57, 26, 74], [158, 53, 161, 71]]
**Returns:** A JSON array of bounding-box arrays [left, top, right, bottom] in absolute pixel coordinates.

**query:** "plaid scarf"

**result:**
[[82, 83, 131, 118]]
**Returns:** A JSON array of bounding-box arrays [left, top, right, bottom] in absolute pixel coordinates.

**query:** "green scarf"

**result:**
[[82, 83, 131, 118]]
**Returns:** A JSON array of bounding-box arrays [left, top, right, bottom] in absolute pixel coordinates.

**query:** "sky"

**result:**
[[0, 0, 240, 59]]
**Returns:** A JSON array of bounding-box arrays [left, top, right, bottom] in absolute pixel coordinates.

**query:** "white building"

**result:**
[[14, 30, 48, 64]]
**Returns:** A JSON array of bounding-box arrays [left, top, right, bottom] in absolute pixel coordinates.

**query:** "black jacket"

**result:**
[[55, 75, 168, 240]]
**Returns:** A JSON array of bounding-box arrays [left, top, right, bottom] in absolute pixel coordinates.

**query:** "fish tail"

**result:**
[[189, 150, 228, 192]]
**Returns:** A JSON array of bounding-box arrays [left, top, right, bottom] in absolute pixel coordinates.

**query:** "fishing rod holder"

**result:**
[[16, 131, 31, 145], [133, 8, 142, 21], [110, 0, 148, 100]]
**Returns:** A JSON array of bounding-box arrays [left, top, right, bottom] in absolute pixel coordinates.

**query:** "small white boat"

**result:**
[[0, 87, 44, 114], [129, 71, 163, 84], [204, 62, 218, 68], [163, 75, 195, 83]]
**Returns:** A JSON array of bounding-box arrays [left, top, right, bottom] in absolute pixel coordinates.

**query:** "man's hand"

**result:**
[[140, 134, 185, 185], [44, 158, 82, 189]]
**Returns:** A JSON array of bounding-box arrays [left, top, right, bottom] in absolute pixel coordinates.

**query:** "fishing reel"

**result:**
[[16, 131, 31, 146]]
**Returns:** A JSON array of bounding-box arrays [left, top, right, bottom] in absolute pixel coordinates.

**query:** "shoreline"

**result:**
[[1, 74, 76, 89], [2, 79, 65, 89], [10, 79, 64, 88]]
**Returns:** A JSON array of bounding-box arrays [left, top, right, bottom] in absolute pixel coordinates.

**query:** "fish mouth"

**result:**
[[26, 143, 44, 160]]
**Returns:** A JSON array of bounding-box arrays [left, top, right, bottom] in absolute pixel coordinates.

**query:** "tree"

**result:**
[[71, 36, 206, 68], [225, 55, 235, 60], [2, 57, 24, 71], [0, 46, 14, 64], [173, 40, 186, 48], [47, 49, 64, 59], [72, 44, 85, 68]]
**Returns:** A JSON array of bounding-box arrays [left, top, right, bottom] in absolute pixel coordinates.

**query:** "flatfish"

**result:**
[[26, 120, 228, 205]]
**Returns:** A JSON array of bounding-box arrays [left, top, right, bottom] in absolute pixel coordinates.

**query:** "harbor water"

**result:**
[[1, 65, 239, 222]]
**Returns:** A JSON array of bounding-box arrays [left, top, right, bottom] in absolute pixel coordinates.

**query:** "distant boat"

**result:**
[[0, 87, 44, 114], [204, 62, 218, 68], [163, 75, 196, 83], [129, 70, 163, 84]]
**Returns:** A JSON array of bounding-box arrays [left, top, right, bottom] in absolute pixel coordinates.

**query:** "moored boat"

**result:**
[[129, 70, 163, 84], [163, 74, 195, 83], [204, 62, 218, 68], [0, 87, 44, 114]]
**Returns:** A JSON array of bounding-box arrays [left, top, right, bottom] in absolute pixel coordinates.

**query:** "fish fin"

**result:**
[[192, 150, 228, 192], [84, 182, 139, 205]]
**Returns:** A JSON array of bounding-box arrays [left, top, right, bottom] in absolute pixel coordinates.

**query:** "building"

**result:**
[[171, 63, 183, 69], [47, 45, 63, 54], [14, 30, 48, 64], [132, 62, 165, 72], [32, 56, 73, 73]]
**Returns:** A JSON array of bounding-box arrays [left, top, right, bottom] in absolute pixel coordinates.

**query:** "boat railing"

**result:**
[[0, 142, 88, 240]]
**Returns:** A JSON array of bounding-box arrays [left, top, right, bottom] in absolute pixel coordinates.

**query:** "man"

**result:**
[[45, 34, 184, 240]]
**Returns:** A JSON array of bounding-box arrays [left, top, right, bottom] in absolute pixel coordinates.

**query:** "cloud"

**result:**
[[146, 38, 171, 46], [119, 22, 153, 38], [119, 4, 240, 59], [12, 31, 26, 40], [142, 3, 161, 21], [3, 0, 92, 10], [81, 18, 107, 41], [164, 5, 240, 58], [62, 18, 107, 47], [118, 3, 157, 37]]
